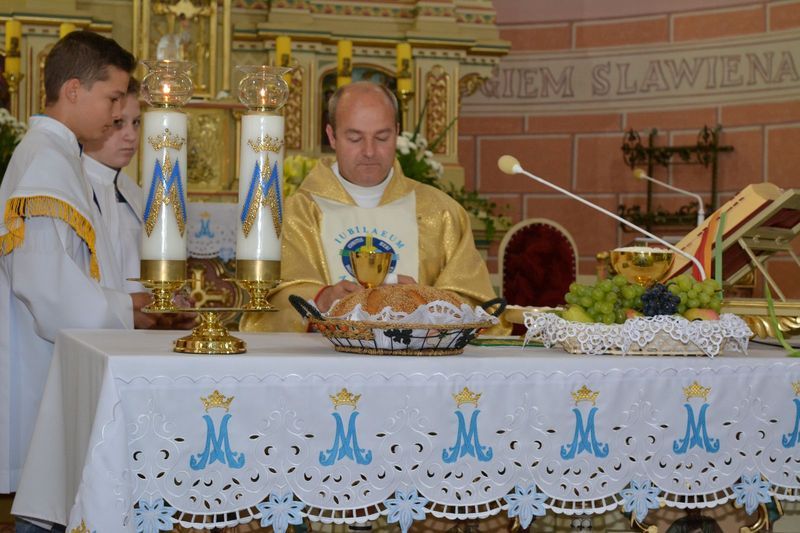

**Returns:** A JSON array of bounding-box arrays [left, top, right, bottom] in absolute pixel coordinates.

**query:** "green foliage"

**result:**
[[397, 104, 510, 241], [0, 108, 26, 184]]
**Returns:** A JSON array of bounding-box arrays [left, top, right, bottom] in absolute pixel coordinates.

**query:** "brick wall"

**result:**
[[460, 1, 800, 297]]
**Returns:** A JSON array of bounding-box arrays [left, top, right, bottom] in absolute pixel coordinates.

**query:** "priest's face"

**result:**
[[326, 85, 398, 187], [84, 94, 141, 169]]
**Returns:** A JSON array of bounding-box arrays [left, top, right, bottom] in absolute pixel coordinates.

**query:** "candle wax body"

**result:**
[[236, 113, 285, 261], [140, 110, 188, 261]]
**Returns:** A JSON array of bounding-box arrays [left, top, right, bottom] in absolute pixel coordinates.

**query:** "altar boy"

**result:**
[[0, 31, 144, 532]]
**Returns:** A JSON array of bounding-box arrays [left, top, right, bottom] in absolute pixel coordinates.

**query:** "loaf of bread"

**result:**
[[330, 284, 464, 317]]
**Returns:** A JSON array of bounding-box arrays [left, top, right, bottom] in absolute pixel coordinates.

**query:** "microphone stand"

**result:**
[[497, 155, 706, 280]]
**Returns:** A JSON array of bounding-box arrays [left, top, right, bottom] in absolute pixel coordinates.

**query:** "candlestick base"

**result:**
[[138, 279, 186, 312], [235, 259, 280, 310], [174, 308, 248, 354]]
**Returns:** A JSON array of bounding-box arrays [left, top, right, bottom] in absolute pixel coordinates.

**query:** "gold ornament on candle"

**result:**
[[59, 23, 77, 39], [337, 40, 352, 88]]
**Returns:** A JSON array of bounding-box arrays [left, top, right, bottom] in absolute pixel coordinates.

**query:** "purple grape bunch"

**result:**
[[641, 283, 680, 317]]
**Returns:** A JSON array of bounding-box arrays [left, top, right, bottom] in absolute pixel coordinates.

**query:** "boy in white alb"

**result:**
[[0, 31, 149, 532]]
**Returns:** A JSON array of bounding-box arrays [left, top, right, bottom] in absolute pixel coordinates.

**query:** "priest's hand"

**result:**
[[316, 280, 362, 313], [131, 292, 158, 329], [397, 275, 416, 284]]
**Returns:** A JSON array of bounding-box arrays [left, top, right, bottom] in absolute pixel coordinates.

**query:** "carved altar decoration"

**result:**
[[425, 65, 449, 155], [133, 0, 232, 99], [231, 0, 509, 188]]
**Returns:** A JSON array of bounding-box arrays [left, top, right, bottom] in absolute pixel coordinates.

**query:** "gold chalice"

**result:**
[[349, 251, 393, 288], [610, 246, 674, 287]]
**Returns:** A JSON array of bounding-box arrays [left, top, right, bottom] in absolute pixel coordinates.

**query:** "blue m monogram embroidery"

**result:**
[[561, 407, 609, 459], [319, 411, 373, 466], [673, 403, 720, 454], [782, 398, 800, 448], [442, 409, 493, 463], [190, 413, 245, 470], [194, 218, 214, 239]]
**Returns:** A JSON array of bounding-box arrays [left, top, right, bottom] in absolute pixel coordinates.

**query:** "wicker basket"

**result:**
[[290, 295, 503, 356]]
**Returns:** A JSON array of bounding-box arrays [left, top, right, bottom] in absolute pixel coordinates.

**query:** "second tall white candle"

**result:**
[[236, 113, 284, 261]]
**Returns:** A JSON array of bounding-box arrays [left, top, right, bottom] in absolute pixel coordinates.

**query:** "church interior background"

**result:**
[[2, 0, 800, 531]]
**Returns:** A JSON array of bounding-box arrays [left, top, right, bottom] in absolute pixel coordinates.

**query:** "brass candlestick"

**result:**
[[136, 259, 278, 355], [2, 72, 24, 119], [235, 259, 281, 310], [139, 259, 187, 311]]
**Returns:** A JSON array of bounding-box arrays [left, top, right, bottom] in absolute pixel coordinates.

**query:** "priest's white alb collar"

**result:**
[[332, 162, 393, 209]]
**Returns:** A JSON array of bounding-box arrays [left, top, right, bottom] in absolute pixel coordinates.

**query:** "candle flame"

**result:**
[[162, 83, 171, 94]]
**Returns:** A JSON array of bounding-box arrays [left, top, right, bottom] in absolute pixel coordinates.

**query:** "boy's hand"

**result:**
[[131, 292, 157, 329]]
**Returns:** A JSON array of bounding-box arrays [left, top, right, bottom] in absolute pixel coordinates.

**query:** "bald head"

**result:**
[[325, 82, 399, 187], [328, 82, 399, 133]]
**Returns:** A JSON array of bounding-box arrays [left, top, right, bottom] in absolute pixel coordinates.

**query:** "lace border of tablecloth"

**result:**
[[523, 313, 752, 356]]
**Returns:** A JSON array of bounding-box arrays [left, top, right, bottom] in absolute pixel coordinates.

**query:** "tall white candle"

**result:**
[[141, 110, 188, 261], [236, 113, 284, 261]]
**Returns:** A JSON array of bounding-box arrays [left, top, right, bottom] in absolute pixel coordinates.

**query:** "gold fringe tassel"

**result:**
[[1, 196, 100, 281]]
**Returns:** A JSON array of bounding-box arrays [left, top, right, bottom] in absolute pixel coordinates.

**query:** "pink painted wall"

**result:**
[[461, 0, 800, 298]]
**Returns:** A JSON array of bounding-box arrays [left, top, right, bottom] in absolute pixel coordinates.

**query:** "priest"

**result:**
[[241, 81, 504, 332]]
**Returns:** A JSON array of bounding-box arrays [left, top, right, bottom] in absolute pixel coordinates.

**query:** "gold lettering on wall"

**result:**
[[464, 31, 800, 114]]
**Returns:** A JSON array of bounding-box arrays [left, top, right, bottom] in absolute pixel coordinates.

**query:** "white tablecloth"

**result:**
[[12, 331, 800, 532]]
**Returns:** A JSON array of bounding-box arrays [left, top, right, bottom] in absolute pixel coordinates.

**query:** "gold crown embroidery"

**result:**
[[571, 385, 599, 406], [683, 381, 711, 401], [248, 134, 284, 154], [148, 128, 185, 151], [330, 388, 360, 409], [201, 390, 234, 412], [453, 387, 481, 408], [70, 520, 90, 533], [792, 381, 800, 396]]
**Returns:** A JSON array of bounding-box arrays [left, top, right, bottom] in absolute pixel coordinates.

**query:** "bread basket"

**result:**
[[289, 294, 504, 356]]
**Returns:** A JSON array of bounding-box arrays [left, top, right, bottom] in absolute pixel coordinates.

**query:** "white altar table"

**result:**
[[11, 330, 800, 532]]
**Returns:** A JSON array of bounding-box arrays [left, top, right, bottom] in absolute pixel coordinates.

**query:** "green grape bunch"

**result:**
[[564, 275, 644, 324], [666, 273, 723, 315], [562, 273, 723, 324]]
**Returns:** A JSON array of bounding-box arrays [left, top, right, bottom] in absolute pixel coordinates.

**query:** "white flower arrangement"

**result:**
[[0, 108, 26, 183]]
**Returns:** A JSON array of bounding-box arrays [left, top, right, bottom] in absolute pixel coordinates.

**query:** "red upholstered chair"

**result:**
[[499, 218, 578, 312]]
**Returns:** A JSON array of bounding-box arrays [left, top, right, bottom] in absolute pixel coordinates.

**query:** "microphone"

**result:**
[[632, 168, 705, 226], [497, 155, 707, 280]]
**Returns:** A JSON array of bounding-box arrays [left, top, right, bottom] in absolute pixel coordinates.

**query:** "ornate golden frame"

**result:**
[[132, 0, 232, 98]]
